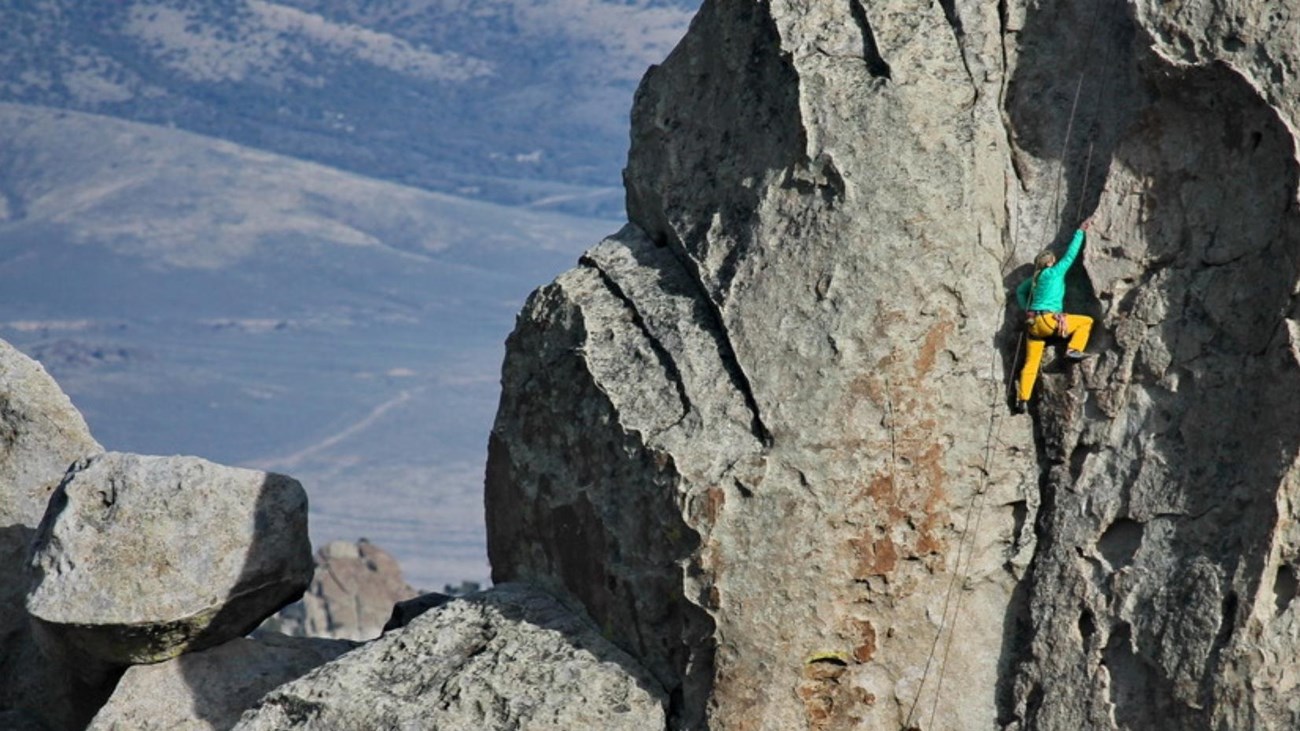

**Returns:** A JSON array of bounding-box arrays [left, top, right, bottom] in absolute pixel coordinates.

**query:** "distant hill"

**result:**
[[0, 102, 618, 588], [0, 0, 699, 218], [0, 0, 699, 588]]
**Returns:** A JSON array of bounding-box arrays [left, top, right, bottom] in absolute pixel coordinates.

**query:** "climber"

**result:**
[[1012, 219, 1094, 413]]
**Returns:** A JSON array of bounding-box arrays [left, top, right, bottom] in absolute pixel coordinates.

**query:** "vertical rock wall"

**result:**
[[1005, 2, 1300, 729], [487, 1, 1300, 730]]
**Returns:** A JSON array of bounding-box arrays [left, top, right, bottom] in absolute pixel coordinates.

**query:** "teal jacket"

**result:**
[[1016, 229, 1086, 312]]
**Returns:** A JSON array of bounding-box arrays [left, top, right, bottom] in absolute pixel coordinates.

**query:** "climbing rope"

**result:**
[[902, 2, 1116, 727], [1043, 0, 1108, 245], [1007, 329, 1025, 404], [928, 356, 1004, 728], [901, 354, 1004, 730], [1074, 2, 1119, 222]]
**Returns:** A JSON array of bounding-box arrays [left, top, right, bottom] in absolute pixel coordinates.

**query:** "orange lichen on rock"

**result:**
[[797, 654, 875, 730], [850, 619, 877, 663], [851, 536, 899, 578]]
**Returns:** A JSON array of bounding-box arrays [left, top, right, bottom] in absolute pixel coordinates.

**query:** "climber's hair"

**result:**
[[1034, 250, 1056, 271]]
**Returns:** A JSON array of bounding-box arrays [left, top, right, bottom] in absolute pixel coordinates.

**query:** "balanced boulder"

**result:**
[[27, 452, 313, 666]]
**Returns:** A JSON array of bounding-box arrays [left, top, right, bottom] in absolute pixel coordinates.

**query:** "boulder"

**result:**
[[27, 452, 313, 666], [263, 539, 418, 641], [0, 338, 102, 528], [88, 633, 355, 731], [233, 583, 667, 731], [0, 338, 106, 730]]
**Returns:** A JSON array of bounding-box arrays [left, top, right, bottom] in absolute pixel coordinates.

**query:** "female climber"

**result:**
[[1013, 219, 1093, 413]]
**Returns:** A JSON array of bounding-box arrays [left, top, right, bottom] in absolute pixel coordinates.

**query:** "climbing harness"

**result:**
[[1028, 310, 1070, 338]]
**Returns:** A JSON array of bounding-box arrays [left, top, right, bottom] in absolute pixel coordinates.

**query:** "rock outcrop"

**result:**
[[234, 583, 668, 731], [263, 539, 418, 641], [88, 633, 355, 731], [0, 339, 105, 730], [27, 452, 313, 666], [487, 1, 1300, 730]]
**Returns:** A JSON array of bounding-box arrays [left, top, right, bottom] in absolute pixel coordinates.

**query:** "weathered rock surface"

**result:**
[[27, 452, 313, 666], [233, 583, 667, 731], [0, 338, 107, 730], [263, 539, 418, 641], [0, 338, 102, 528], [487, 1, 1300, 730], [88, 633, 355, 731]]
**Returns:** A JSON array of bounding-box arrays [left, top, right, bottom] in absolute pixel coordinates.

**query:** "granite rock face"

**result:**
[[265, 539, 418, 642], [27, 452, 314, 666], [88, 633, 355, 731], [233, 583, 668, 731], [0, 339, 106, 730], [1005, 3, 1300, 729], [487, 1, 1300, 730]]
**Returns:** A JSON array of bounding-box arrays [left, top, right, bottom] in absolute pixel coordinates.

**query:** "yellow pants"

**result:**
[[1017, 313, 1093, 401]]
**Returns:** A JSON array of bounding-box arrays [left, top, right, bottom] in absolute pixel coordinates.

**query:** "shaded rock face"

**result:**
[[233, 584, 668, 731], [382, 591, 454, 632], [0, 339, 104, 730], [265, 539, 418, 642], [88, 633, 355, 731], [27, 452, 313, 666], [488, 1, 1300, 730]]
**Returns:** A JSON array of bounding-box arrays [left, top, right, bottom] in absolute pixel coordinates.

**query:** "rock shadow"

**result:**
[[486, 327, 718, 729], [15, 491, 125, 730], [178, 473, 313, 730], [3, 523, 118, 730], [1006, 0, 1141, 247]]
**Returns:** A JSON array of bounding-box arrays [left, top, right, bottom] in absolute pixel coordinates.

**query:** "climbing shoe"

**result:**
[[1012, 399, 1027, 414], [1065, 349, 1090, 361]]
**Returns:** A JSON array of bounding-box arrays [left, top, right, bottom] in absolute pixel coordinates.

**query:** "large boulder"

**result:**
[[489, 2, 1027, 727], [263, 539, 418, 641], [0, 338, 105, 729], [88, 633, 355, 731], [27, 452, 313, 666], [487, 1, 1300, 730], [233, 583, 667, 730]]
